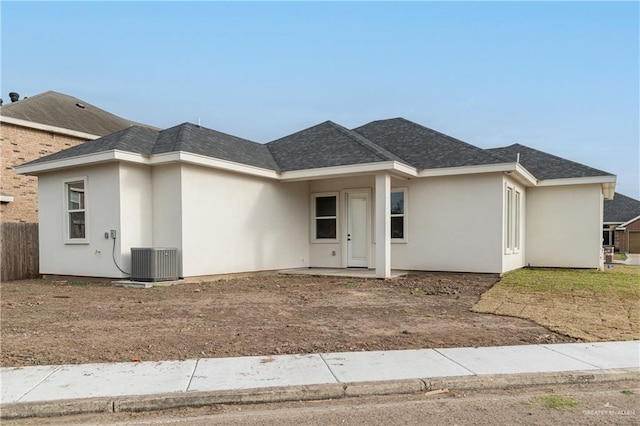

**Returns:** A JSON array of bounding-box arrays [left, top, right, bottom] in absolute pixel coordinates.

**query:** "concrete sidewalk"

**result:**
[[2, 341, 638, 419]]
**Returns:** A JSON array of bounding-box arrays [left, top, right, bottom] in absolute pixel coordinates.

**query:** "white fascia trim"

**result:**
[[15, 150, 148, 175], [537, 175, 616, 199], [149, 151, 280, 179], [618, 214, 640, 228], [416, 162, 537, 185], [0, 194, 14, 203], [0, 115, 101, 140], [537, 175, 617, 187], [280, 161, 417, 182]]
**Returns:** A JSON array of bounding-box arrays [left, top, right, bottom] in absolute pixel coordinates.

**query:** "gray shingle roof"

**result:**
[[0, 91, 153, 136], [23, 123, 277, 170], [23, 126, 159, 165], [487, 143, 612, 180], [154, 123, 279, 170], [266, 121, 408, 172], [352, 118, 505, 169], [20, 117, 615, 185], [604, 193, 640, 223]]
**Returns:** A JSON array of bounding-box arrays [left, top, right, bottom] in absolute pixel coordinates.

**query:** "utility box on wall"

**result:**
[[131, 247, 179, 282]]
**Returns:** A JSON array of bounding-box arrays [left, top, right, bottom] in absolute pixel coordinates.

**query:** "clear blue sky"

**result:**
[[2, 1, 638, 197]]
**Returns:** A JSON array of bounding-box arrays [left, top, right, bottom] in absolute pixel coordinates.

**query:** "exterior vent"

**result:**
[[131, 247, 179, 282]]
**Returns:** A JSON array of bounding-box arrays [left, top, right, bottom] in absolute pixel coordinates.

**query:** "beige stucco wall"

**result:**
[[392, 173, 504, 273], [1, 123, 89, 223], [526, 184, 603, 268], [179, 164, 309, 277], [151, 164, 183, 274], [38, 163, 125, 277]]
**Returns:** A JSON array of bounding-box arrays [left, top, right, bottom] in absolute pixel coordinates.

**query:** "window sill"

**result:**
[[391, 239, 408, 244], [311, 239, 339, 244], [64, 239, 90, 245]]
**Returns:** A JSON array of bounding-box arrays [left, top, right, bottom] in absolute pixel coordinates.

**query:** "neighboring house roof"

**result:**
[[18, 118, 616, 192], [0, 91, 151, 136], [353, 118, 505, 169], [604, 193, 640, 223], [267, 121, 407, 172], [487, 143, 612, 180]]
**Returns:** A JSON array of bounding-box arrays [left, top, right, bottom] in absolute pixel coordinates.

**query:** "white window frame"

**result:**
[[514, 190, 521, 252], [63, 176, 89, 244], [311, 192, 339, 243], [391, 187, 408, 243], [504, 184, 521, 254], [505, 185, 513, 254]]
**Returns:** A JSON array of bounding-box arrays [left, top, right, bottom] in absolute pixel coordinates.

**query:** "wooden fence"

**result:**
[[1, 222, 39, 281]]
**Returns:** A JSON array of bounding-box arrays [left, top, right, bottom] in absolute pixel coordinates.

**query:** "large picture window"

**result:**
[[313, 193, 338, 241], [391, 188, 407, 242], [65, 178, 87, 242]]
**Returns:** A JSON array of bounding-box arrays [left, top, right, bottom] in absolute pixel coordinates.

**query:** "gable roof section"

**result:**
[[0, 91, 150, 136], [352, 118, 505, 169], [267, 121, 407, 172], [154, 123, 279, 170], [487, 143, 612, 180], [604, 193, 640, 223]]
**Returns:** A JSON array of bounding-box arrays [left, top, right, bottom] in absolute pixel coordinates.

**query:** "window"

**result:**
[[504, 185, 521, 254], [65, 178, 87, 242], [514, 191, 521, 251], [391, 189, 407, 241], [312, 193, 337, 241]]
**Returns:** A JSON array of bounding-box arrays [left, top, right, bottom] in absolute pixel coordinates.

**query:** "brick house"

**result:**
[[615, 215, 640, 254], [1, 91, 150, 223], [602, 192, 640, 252]]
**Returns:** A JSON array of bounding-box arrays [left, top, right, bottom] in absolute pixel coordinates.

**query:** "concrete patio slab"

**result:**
[[321, 349, 474, 383], [188, 354, 337, 392], [436, 345, 599, 375], [1, 365, 60, 404], [542, 341, 640, 369], [18, 360, 196, 403], [278, 268, 408, 279]]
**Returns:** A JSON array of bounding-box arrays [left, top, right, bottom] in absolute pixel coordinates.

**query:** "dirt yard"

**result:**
[[1, 272, 578, 367]]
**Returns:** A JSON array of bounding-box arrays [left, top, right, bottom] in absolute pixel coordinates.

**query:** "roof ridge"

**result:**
[[327, 121, 405, 164]]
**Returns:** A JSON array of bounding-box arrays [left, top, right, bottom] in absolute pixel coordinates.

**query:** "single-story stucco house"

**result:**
[[16, 118, 616, 279]]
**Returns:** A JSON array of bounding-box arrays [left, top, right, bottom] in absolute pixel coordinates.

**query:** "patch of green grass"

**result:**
[[500, 267, 639, 297], [621, 390, 634, 395], [345, 282, 357, 288], [533, 394, 579, 409], [614, 252, 628, 261]]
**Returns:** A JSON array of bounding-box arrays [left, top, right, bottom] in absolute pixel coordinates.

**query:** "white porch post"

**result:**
[[375, 172, 391, 278]]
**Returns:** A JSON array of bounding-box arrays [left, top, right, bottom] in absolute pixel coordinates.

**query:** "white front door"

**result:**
[[347, 192, 369, 267]]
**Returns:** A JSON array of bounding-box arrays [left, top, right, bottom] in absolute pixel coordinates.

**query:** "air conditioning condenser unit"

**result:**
[[131, 247, 179, 282]]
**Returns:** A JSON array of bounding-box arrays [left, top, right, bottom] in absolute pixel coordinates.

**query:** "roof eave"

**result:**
[[0, 115, 102, 140], [150, 152, 280, 180], [15, 150, 148, 175], [416, 162, 537, 185], [537, 175, 616, 199], [279, 161, 417, 182], [618, 214, 640, 228]]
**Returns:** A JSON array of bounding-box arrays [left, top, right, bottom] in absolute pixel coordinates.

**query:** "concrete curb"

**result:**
[[2, 368, 638, 420]]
